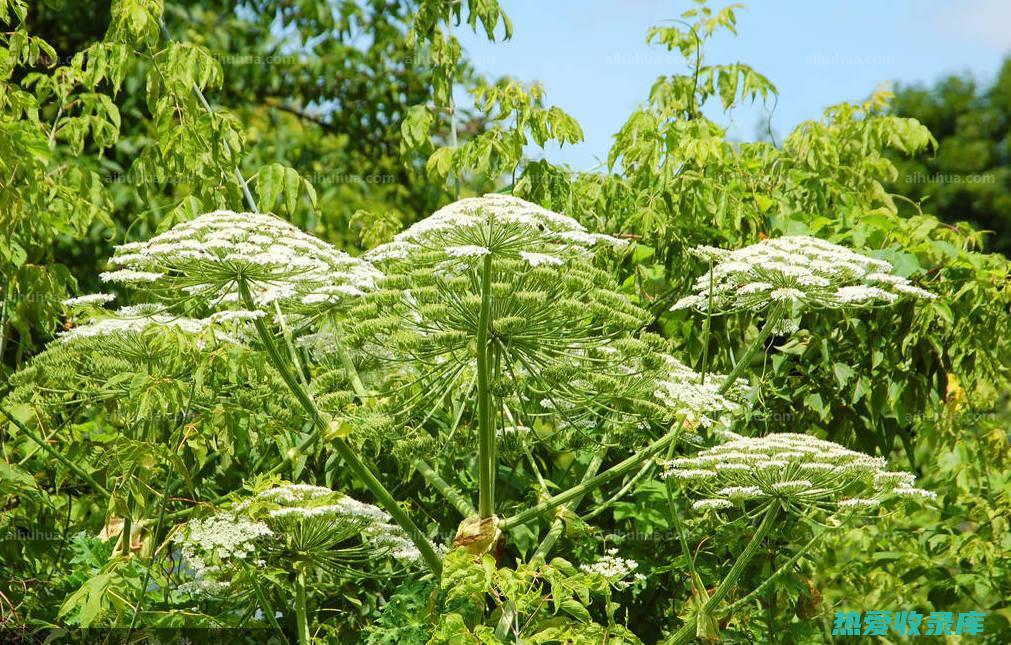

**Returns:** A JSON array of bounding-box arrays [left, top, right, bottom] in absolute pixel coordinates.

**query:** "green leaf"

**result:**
[[832, 362, 855, 388], [257, 163, 284, 212]]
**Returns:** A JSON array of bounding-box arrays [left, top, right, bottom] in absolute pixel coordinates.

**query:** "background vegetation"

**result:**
[[890, 57, 1011, 256]]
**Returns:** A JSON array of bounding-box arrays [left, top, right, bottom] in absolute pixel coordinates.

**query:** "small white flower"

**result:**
[[737, 282, 773, 295], [833, 285, 898, 304], [689, 245, 731, 262], [717, 486, 765, 500], [665, 469, 717, 481], [771, 480, 813, 492], [497, 425, 531, 437], [769, 288, 805, 302], [580, 552, 642, 590], [838, 498, 881, 509], [892, 487, 938, 500], [692, 498, 734, 511], [208, 309, 267, 323], [892, 283, 937, 299]]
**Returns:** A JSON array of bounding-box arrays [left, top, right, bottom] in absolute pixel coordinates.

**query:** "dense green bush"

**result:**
[[2, 1, 1009, 643], [889, 57, 1011, 255]]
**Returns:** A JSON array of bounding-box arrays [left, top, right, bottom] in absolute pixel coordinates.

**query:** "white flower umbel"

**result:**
[[348, 195, 647, 438], [180, 514, 274, 576], [104, 210, 381, 313], [672, 235, 936, 315], [354, 195, 643, 522], [55, 303, 261, 346], [56, 309, 209, 343], [365, 193, 627, 269], [663, 433, 935, 515]]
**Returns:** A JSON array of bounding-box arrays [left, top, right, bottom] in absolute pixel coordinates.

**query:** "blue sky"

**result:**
[[454, 0, 1011, 169]]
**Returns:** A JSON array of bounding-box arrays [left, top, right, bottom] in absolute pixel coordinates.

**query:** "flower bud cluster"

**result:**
[[580, 548, 647, 590]]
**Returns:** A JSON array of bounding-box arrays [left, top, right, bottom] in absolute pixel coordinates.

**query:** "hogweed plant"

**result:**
[[663, 433, 935, 643], [2, 195, 943, 641], [353, 196, 691, 521], [179, 483, 429, 644], [9, 207, 444, 575], [343, 195, 763, 562]]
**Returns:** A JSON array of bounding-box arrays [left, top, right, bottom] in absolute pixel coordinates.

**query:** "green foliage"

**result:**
[[426, 549, 642, 643], [889, 57, 1011, 255]]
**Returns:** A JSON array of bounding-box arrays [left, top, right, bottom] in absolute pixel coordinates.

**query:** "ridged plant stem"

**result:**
[[669, 503, 780, 644], [0, 403, 111, 498], [476, 253, 496, 519], [294, 571, 309, 645], [530, 447, 607, 562]]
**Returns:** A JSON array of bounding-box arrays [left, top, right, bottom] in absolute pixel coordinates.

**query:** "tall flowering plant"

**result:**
[[2, 195, 940, 642]]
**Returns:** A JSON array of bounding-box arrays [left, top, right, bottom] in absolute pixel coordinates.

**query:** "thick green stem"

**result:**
[[500, 422, 683, 531], [0, 403, 111, 498], [125, 483, 170, 636], [475, 254, 495, 519], [239, 281, 442, 576], [699, 258, 715, 381], [722, 523, 825, 616], [669, 504, 780, 644], [501, 307, 784, 532], [117, 489, 133, 557], [664, 439, 709, 610], [335, 337, 367, 400], [294, 571, 310, 645], [581, 459, 653, 521], [530, 447, 607, 562], [719, 307, 784, 390], [415, 458, 475, 517]]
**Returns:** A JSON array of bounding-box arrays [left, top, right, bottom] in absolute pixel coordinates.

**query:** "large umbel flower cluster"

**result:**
[[346, 195, 652, 436], [663, 432, 935, 515], [672, 235, 935, 315], [365, 193, 628, 267], [178, 484, 429, 596], [102, 210, 380, 313]]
